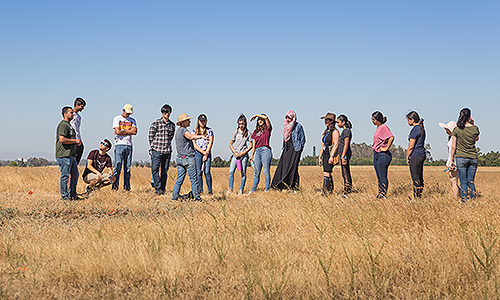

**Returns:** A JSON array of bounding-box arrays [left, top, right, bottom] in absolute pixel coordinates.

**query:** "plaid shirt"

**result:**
[[149, 118, 175, 154]]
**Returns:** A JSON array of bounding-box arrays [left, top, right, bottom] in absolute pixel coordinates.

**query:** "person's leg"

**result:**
[[449, 170, 460, 199], [240, 154, 249, 193], [373, 151, 382, 195], [172, 157, 187, 200], [151, 150, 162, 193], [69, 156, 79, 199], [123, 146, 133, 190], [57, 157, 71, 199], [194, 151, 203, 193], [112, 145, 124, 190], [377, 152, 391, 196], [455, 157, 468, 202], [251, 148, 263, 192], [409, 157, 419, 198], [467, 158, 478, 200], [262, 147, 272, 191], [228, 156, 237, 191], [160, 154, 171, 193], [75, 143, 84, 165], [204, 153, 213, 194], [186, 157, 201, 200], [342, 160, 352, 194]]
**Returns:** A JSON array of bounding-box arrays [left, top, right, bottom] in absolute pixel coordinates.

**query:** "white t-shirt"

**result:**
[[70, 112, 82, 140], [113, 115, 137, 146]]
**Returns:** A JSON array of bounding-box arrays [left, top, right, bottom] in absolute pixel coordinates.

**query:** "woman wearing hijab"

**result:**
[[271, 110, 306, 191]]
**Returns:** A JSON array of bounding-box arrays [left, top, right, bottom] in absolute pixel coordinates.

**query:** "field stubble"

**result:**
[[1, 165, 500, 299]]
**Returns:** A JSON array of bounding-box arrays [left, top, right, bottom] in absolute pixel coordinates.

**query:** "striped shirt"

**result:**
[[148, 118, 175, 154], [70, 112, 82, 140]]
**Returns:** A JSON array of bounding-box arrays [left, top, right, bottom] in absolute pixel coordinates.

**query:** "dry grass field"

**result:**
[[1, 165, 500, 299]]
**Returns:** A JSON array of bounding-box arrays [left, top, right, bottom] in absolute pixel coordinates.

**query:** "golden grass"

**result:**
[[1, 165, 500, 299]]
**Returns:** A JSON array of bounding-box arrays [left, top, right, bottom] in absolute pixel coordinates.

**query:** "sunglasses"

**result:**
[[101, 141, 110, 148]]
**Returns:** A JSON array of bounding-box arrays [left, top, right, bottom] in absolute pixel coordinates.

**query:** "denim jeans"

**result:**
[[194, 151, 212, 193], [373, 151, 392, 196], [172, 156, 200, 200], [456, 157, 478, 202], [113, 145, 133, 190], [251, 147, 272, 192], [57, 156, 79, 199], [151, 150, 171, 194], [228, 154, 249, 192]]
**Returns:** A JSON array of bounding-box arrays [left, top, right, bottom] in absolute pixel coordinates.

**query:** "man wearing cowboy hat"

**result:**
[[172, 113, 208, 201], [112, 104, 137, 191]]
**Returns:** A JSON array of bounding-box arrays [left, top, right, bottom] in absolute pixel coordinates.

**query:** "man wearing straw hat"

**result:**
[[172, 113, 208, 201], [112, 104, 137, 191]]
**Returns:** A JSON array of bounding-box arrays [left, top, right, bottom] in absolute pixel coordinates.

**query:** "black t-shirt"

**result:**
[[322, 130, 333, 159], [82, 150, 112, 178], [337, 128, 352, 159]]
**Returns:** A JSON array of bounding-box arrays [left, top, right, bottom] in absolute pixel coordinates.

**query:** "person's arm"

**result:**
[[184, 131, 208, 140], [242, 140, 253, 156], [250, 114, 271, 129], [206, 134, 214, 155], [379, 136, 395, 152], [406, 138, 416, 164], [318, 142, 324, 166], [59, 135, 81, 146], [148, 122, 157, 146], [193, 141, 205, 153], [114, 126, 137, 136], [250, 143, 256, 161], [86, 159, 101, 175], [328, 130, 340, 165], [450, 136, 457, 168], [341, 136, 350, 165]]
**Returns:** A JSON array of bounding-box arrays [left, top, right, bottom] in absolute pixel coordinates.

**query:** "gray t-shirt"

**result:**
[[175, 127, 195, 157], [231, 130, 252, 153], [337, 128, 352, 159]]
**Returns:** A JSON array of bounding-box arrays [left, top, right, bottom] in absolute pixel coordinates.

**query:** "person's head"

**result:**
[[196, 114, 208, 135], [336, 114, 352, 129], [457, 108, 472, 129], [122, 104, 133, 118], [406, 111, 425, 136], [73, 97, 86, 113], [371, 111, 387, 126], [285, 110, 296, 124], [99, 139, 112, 153], [237, 114, 249, 137], [62, 106, 74, 121], [320, 112, 336, 127], [439, 121, 457, 137], [176, 113, 193, 128], [255, 114, 267, 133], [161, 104, 172, 121]]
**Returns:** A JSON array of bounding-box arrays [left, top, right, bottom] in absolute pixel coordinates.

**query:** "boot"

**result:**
[[327, 176, 334, 194]]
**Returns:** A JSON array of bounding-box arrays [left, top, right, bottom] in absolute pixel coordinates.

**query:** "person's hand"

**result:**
[[342, 157, 347, 165], [250, 115, 257, 122], [406, 157, 410, 165], [234, 152, 240, 158], [75, 139, 82, 146], [97, 173, 103, 180], [110, 176, 116, 184], [328, 156, 334, 165], [318, 156, 322, 166], [203, 155, 208, 162], [379, 146, 389, 152], [249, 155, 254, 162]]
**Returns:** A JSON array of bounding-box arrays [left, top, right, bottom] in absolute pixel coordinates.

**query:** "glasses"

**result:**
[[101, 141, 110, 148]]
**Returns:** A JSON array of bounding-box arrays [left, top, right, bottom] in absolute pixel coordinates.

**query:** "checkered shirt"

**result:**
[[149, 118, 175, 154]]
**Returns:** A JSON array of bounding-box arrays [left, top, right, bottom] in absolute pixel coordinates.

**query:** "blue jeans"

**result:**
[[252, 147, 272, 192], [373, 151, 392, 196], [456, 157, 478, 202], [228, 154, 249, 192], [194, 151, 212, 193], [151, 150, 171, 193], [113, 145, 133, 190], [57, 156, 79, 199], [172, 156, 200, 200]]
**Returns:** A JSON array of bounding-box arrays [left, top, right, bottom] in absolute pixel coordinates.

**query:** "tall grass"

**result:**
[[0, 166, 499, 299]]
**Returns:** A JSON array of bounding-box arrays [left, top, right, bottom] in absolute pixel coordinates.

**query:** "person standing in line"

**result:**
[[149, 104, 175, 195], [318, 113, 339, 196], [371, 111, 394, 198], [112, 104, 137, 191], [82, 139, 115, 193], [405, 111, 427, 200], [439, 121, 460, 199], [249, 114, 273, 193], [192, 114, 214, 195], [271, 110, 306, 191], [450, 108, 480, 203], [70, 97, 86, 165], [336, 114, 353, 197], [172, 113, 208, 201], [228, 114, 253, 194], [56, 106, 82, 200]]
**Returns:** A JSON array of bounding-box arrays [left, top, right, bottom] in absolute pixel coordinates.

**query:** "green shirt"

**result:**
[[452, 125, 480, 159], [55, 120, 76, 158]]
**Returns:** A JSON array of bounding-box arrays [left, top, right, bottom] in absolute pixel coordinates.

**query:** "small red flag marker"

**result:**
[[108, 209, 114, 215], [28, 190, 33, 195]]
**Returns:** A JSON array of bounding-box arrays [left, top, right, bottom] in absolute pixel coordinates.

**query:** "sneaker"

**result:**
[[226, 190, 232, 195], [376, 194, 386, 199], [238, 190, 243, 195], [342, 194, 349, 198]]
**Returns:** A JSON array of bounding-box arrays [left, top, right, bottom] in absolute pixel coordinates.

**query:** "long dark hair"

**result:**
[[322, 113, 336, 137], [255, 114, 267, 134], [337, 114, 352, 129], [237, 114, 249, 138], [372, 111, 387, 124], [406, 111, 425, 136], [457, 108, 471, 130]]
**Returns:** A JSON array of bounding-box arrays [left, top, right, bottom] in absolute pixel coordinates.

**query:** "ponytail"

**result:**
[[337, 114, 352, 129], [457, 108, 471, 130], [406, 111, 425, 136]]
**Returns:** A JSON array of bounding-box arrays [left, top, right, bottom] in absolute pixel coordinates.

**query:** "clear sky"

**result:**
[[1, 0, 499, 161]]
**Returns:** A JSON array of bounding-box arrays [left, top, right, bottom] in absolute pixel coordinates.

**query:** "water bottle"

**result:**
[[236, 159, 242, 170], [250, 160, 255, 168]]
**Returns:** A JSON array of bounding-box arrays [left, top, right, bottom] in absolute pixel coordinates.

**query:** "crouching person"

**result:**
[[83, 139, 116, 193]]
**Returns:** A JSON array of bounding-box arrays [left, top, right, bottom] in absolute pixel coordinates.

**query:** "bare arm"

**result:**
[[341, 136, 350, 165], [250, 114, 271, 128], [406, 138, 416, 163], [59, 135, 81, 146], [206, 135, 214, 154], [86, 159, 101, 175], [318, 142, 324, 165], [184, 131, 208, 140], [114, 126, 137, 136], [450, 136, 457, 165], [242, 140, 253, 156], [379, 136, 395, 152]]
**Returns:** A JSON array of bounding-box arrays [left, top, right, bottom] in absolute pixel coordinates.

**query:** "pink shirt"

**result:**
[[252, 125, 272, 149], [372, 124, 394, 152]]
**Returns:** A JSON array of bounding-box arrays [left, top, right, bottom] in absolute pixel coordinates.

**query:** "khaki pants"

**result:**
[[84, 173, 112, 184]]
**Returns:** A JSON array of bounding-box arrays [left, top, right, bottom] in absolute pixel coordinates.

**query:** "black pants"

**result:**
[[341, 160, 352, 194], [409, 156, 425, 198], [75, 144, 84, 165]]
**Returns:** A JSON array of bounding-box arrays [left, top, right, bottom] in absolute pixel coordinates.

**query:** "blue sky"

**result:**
[[1, 0, 499, 161]]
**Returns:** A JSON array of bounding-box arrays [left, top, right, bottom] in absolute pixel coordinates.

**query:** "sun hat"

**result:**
[[438, 121, 457, 132], [123, 104, 134, 114], [320, 112, 336, 120], [177, 113, 193, 125]]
